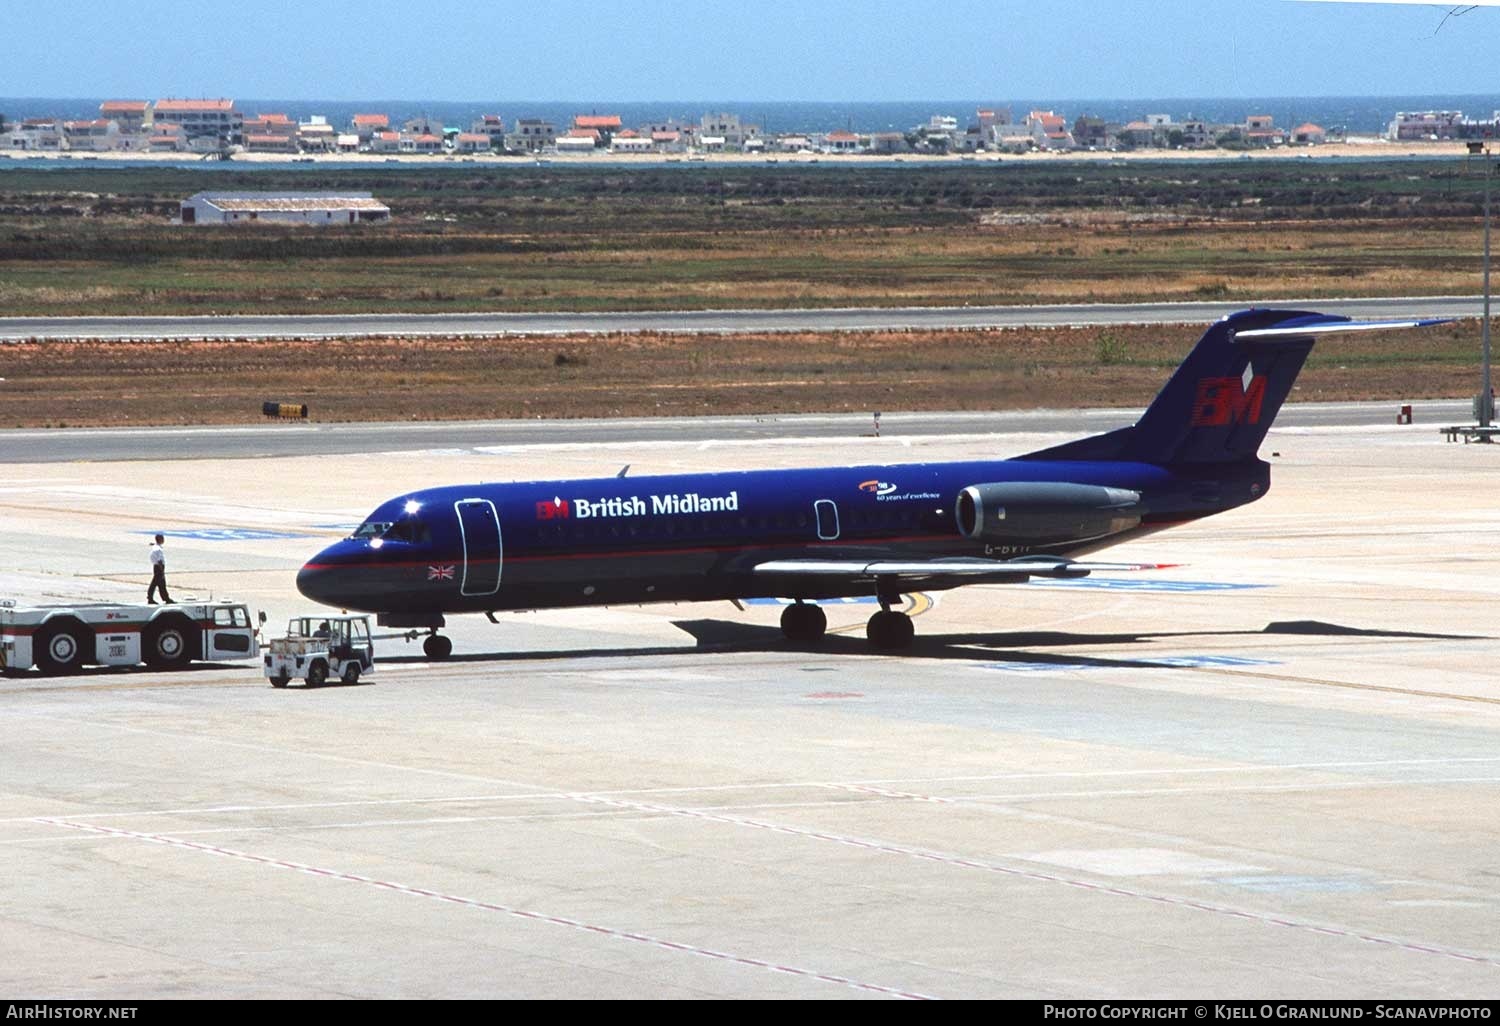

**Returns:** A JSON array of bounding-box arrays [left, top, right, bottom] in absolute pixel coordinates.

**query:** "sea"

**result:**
[[6, 95, 1500, 135]]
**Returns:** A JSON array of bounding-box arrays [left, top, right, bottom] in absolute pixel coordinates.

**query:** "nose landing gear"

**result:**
[[422, 632, 453, 660]]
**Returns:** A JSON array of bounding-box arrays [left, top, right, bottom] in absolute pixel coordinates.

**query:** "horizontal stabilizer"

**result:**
[[1233, 317, 1452, 341]]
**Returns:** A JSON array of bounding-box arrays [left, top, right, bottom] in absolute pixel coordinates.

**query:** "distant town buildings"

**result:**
[[3, 97, 1488, 158]]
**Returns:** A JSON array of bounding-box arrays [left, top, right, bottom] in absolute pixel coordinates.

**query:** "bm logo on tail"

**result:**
[[1191, 374, 1267, 427]]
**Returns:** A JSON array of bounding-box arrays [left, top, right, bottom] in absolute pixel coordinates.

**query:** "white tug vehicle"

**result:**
[[0, 599, 260, 675], [263, 615, 374, 688]]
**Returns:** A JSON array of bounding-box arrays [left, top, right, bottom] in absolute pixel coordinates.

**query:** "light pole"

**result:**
[[1468, 140, 1494, 432]]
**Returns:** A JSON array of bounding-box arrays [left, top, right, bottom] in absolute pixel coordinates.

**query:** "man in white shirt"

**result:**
[[147, 533, 173, 604]]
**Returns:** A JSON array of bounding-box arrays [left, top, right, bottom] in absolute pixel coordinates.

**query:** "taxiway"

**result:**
[[2, 413, 1499, 998]]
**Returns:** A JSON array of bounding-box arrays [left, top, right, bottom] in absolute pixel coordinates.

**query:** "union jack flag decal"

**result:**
[[427, 564, 456, 581]]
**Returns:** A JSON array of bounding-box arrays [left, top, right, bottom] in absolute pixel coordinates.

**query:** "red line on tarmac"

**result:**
[[35, 817, 935, 1000], [570, 793, 1500, 972]]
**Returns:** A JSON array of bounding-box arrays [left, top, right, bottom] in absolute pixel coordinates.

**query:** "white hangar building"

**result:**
[[179, 191, 391, 225]]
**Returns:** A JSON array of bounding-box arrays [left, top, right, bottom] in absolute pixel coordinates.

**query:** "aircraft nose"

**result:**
[[297, 553, 349, 607]]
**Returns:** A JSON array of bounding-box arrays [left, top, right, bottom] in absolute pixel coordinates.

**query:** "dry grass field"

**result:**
[[0, 320, 1482, 428], [0, 160, 1492, 314], [0, 160, 1492, 426]]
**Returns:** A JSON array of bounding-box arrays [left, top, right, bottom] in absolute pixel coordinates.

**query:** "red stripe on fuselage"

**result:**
[[302, 533, 949, 571]]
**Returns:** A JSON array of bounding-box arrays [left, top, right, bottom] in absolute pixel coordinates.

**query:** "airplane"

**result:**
[[296, 308, 1445, 659]]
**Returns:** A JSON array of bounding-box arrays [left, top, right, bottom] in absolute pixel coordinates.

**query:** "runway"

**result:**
[[0, 399, 1474, 463], [3, 415, 1500, 997], [0, 294, 1480, 341]]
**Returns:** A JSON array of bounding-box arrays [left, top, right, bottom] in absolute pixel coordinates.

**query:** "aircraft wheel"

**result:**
[[866, 610, 915, 651], [424, 634, 453, 660], [780, 602, 827, 642]]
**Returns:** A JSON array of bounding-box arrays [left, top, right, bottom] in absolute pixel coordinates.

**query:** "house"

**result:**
[[611, 133, 655, 154], [402, 115, 443, 137], [1179, 120, 1212, 148], [869, 132, 908, 155], [1027, 110, 1074, 150], [351, 113, 390, 145], [471, 114, 506, 145], [298, 119, 337, 152], [62, 119, 121, 152], [1072, 115, 1108, 149], [506, 118, 556, 152], [244, 113, 296, 138], [556, 132, 598, 154], [990, 123, 1033, 153], [1244, 114, 1285, 146], [454, 132, 493, 154], [1293, 122, 1326, 145], [243, 133, 297, 153], [152, 98, 242, 145], [7, 119, 63, 150], [976, 108, 1008, 131], [243, 114, 298, 150], [573, 114, 621, 144], [370, 131, 402, 154], [823, 129, 862, 153], [914, 114, 961, 152], [401, 133, 443, 154], [651, 130, 685, 153], [1386, 111, 1464, 141], [99, 100, 149, 133], [179, 191, 391, 225], [699, 112, 758, 150], [1118, 120, 1157, 149], [335, 133, 361, 154], [146, 124, 186, 151]]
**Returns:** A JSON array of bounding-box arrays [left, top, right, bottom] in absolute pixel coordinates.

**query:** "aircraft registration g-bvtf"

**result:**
[[298, 309, 1445, 658]]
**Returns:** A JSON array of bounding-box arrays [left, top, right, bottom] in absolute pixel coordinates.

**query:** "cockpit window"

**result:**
[[351, 521, 392, 540], [382, 519, 431, 545]]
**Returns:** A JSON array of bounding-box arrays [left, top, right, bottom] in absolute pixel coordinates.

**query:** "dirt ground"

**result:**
[[0, 321, 1483, 428]]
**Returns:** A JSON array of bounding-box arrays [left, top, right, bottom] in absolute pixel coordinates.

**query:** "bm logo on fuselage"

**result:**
[[1191, 375, 1266, 427], [536, 498, 571, 520], [859, 480, 898, 496]]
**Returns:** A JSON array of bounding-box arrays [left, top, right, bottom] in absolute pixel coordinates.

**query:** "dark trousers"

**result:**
[[148, 564, 172, 604]]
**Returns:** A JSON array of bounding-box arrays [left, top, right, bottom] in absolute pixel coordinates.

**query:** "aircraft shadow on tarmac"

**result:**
[[373, 618, 1484, 671]]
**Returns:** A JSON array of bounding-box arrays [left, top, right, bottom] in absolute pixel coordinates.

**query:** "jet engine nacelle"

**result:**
[[955, 481, 1143, 544]]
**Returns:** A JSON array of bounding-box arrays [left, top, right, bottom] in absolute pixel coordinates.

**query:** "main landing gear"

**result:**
[[780, 601, 828, 643], [866, 609, 915, 650], [866, 578, 915, 651], [777, 580, 917, 652]]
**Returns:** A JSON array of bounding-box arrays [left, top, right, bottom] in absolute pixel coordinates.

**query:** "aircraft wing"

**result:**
[[752, 557, 1169, 584]]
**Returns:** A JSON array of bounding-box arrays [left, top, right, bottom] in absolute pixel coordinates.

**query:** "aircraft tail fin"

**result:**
[[1020, 309, 1449, 466]]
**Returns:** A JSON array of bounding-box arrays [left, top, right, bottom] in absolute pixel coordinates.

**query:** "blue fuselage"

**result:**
[[297, 456, 1269, 616]]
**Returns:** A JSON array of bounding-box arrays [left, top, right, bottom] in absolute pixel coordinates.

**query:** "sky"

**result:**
[[4, 1, 1499, 102]]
